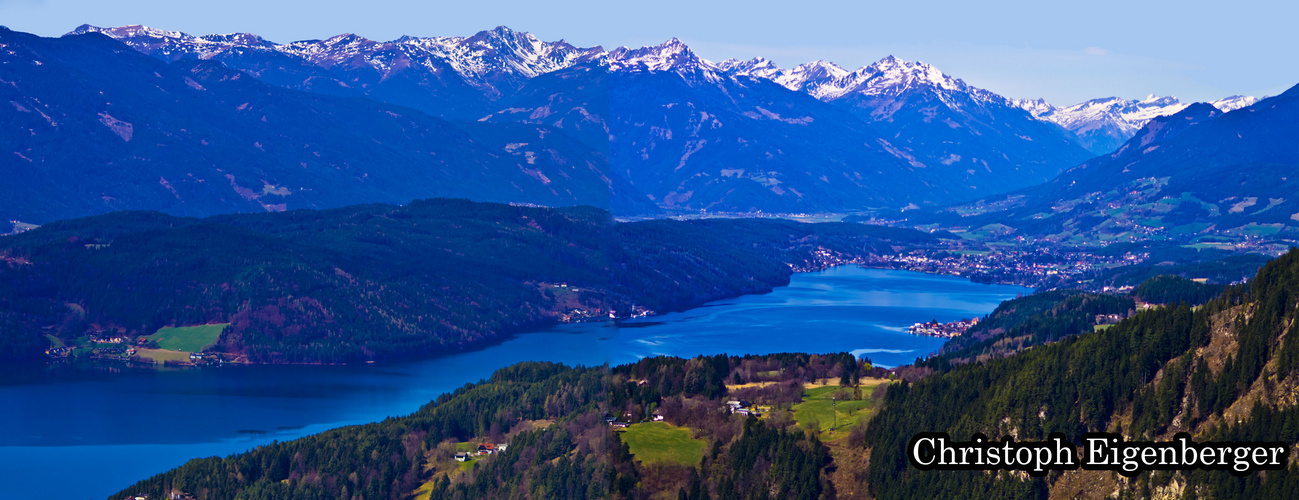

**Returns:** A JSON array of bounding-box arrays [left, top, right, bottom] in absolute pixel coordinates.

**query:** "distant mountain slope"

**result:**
[[915, 85, 1299, 243], [1013, 94, 1261, 154], [723, 56, 1096, 194], [36, 24, 1273, 218], [76, 24, 1107, 211], [484, 41, 960, 213], [0, 28, 650, 223]]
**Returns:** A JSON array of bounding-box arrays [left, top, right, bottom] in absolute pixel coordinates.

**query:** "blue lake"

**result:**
[[0, 267, 1029, 498]]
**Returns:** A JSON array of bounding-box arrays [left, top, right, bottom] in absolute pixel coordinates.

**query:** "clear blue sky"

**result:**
[[1, 0, 1294, 104]]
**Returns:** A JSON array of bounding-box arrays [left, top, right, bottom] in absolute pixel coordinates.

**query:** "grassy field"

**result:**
[[135, 348, 192, 364], [147, 324, 227, 352], [619, 421, 705, 466], [792, 383, 885, 437], [1184, 242, 1235, 251], [413, 481, 435, 500], [413, 443, 481, 500], [44, 334, 65, 349]]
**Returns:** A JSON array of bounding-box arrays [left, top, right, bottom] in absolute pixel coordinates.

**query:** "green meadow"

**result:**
[[619, 421, 706, 466], [793, 384, 881, 436], [147, 323, 227, 352], [135, 348, 193, 364]]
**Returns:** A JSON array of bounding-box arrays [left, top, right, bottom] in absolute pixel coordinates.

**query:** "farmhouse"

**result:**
[[725, 400, 751, 410]]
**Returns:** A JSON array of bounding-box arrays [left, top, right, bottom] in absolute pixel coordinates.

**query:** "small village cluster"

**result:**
[[907, 317, 979, 338], [45, 332, 145, 359], [453, 442, 510, 462], [603, 409, 666, 429], [600, 399, 762, 432]]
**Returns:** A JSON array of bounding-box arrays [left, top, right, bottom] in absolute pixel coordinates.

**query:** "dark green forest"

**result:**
[[939, 289, 1135, 362], [0, 198, 939, 363], [1132, 274, 1225, 306], [865, 248, 1299, 499], [111, 353, 864, 500], [937, 271, 1232, 364]]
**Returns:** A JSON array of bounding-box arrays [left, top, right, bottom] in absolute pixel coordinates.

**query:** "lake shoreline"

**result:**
[[1, 267, 1032, 499], [27, 263, 1033, 376]]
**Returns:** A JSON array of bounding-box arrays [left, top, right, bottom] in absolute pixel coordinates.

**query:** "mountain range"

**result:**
[[0, 24, 1277, 228], [77, 24, 1252, 158], [0, 27, 654, 225], [720, 55, 1096, 194], [67, 24, 604, 119], [62, 25, 1099, 214], [910, 83, 1299, 244]]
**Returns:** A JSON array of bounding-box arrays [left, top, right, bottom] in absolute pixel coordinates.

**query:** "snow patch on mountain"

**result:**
[[1016, 94, 1260, 133], [1011, 93, 1262, 153], [716, 57, 781, 79], [1210, 95, 1260, 112]]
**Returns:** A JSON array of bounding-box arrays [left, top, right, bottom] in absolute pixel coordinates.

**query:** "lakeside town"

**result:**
[[907, 317, 980, 339], [862, 247, 1145, 291]]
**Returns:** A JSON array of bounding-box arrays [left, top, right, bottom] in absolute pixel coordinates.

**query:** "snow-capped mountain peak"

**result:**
[[716, 57, 781, 79], [1010, 97, 1055, 118], [766, 60, 851, 97], [71, 24, 607, 97], [71, 24, 187, 40], [788, 60, 850, 79], [1014, 92, 1261, 153], [725, 55, 1004, 105], [605, 38, 720, 78], [1211, 95, 1260, 111], [197, 32, 274, 48], [321, 33, 371, 46], [868, 56, 950, 85], [397, 26, 598, 84], [855, 56, 976, 96], [69, 24, 249, 59]]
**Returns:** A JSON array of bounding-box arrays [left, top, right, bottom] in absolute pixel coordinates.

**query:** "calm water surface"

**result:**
[[0, 267, 1029, 498]]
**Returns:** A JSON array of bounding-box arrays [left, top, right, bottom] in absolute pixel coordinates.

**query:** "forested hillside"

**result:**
[[1133, 274, 1226, 306], [937, 272, 1236, 365], [111, 353, 868, 500], [906, 85, 1299, 245], [938, 290, 1134, 363], [0, 198, 940, 363], [866, 248, 1299, 499]]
